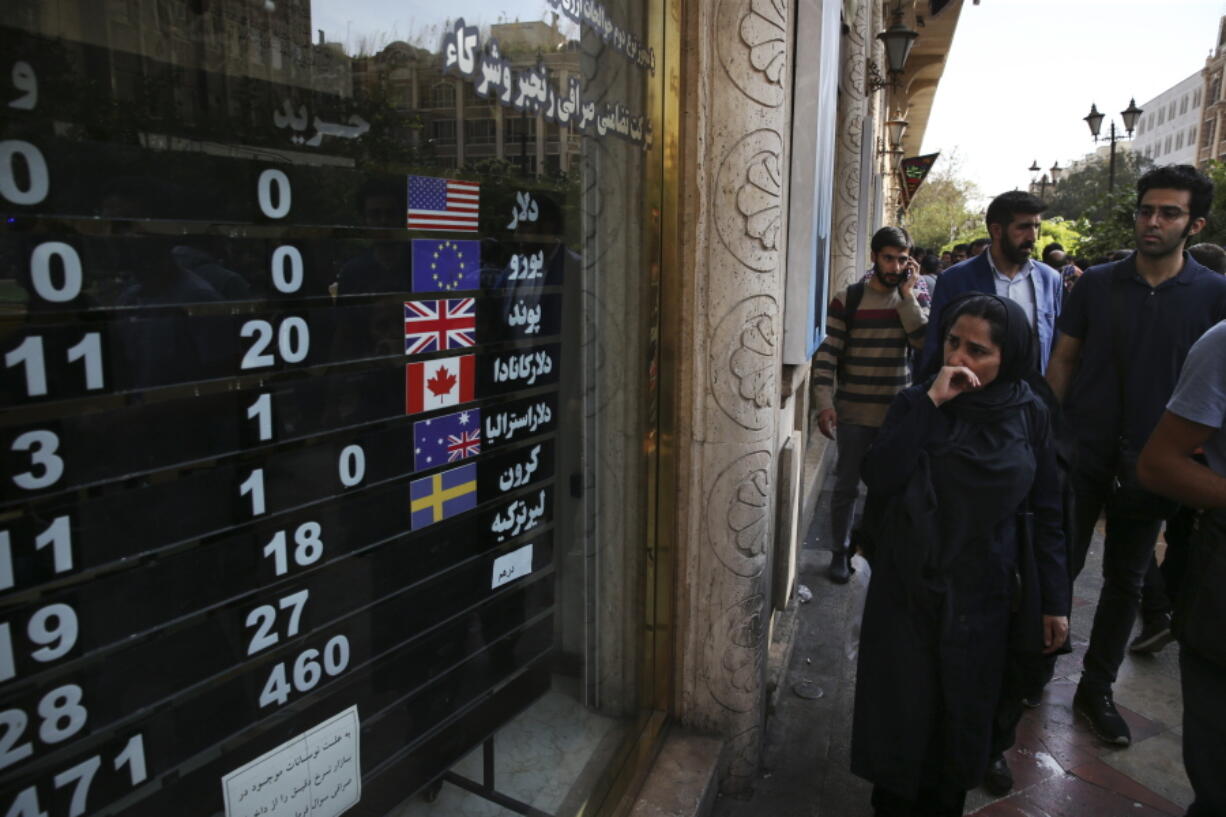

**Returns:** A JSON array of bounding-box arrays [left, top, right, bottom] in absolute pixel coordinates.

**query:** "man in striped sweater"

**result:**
[[812, 226, 929, 583]]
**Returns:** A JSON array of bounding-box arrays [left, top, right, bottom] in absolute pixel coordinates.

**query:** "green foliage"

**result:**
[[1036, 217, 1084, 256], [1065, 185, 1137, 262], [1045, 152, 1151, 224], [904, 156, 982, 252], [1194, 159, 1226, 247]]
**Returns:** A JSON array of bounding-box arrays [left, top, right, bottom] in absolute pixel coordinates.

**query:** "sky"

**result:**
[[920, 0, 1226, 205]]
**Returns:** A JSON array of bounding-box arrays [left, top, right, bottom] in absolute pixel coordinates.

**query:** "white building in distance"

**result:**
[[1133, 71, 1202, 166]]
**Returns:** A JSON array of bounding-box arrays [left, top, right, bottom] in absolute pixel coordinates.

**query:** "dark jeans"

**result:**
[[830, 422, 879, 552], [1070, 470, 1163, 694], [1181, 646, 1226, 817], [871, 785, 966, 817], [1140, 553, 1171, 618]]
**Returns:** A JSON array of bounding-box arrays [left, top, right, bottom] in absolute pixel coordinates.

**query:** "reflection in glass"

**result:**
[[0, 1, 659, 814]]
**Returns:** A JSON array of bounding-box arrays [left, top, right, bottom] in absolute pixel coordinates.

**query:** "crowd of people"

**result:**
[[811, 164, 1226, 817]]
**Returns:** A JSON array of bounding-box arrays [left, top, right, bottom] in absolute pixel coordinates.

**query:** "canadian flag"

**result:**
[[406, 354, 476, 414]]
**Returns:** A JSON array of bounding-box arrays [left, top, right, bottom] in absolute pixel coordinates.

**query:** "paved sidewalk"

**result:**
[[711, 485, 1192, 817]]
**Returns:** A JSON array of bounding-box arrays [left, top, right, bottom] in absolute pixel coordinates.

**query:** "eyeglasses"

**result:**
[[1135, 205, 1190, 222]]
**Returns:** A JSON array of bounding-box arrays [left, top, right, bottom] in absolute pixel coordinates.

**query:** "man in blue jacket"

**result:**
[[922, 191, 1063, 373]]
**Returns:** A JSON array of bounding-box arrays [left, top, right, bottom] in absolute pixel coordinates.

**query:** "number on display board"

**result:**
[[0, 603, 80, 682], [5, 334, 105, 398], [258, 635, 351, 708], [3, 733, 147, 817], [0, 518, 74, 594], [244, 589, 310, 656], [262, 523, 324, 576], [240, 318, 310, 369]]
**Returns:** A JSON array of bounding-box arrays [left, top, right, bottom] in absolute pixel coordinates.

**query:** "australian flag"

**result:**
[[412, 239, 480, 292], [410, 462, 478, 530], [413, 408, 482, 471], [404, 298, 477, 354]]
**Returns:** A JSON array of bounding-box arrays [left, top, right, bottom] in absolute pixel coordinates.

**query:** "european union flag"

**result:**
[[412, 239, 481, 292], [410, 462, 478, 530], [414, 408, 481, 471]]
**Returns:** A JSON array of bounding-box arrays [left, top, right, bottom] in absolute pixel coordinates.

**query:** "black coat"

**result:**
[[850, 385, 1069, 797]]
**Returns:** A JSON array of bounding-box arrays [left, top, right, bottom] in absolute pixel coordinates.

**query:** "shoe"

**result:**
[[1073, 686, 1131, 746], [828, 549, 851, 584], [1130, 612, 1174, 654], [982, 754, 1013, 796]]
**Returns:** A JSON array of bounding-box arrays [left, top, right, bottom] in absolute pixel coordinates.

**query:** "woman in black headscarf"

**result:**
[[850, 293, 1071, 817]]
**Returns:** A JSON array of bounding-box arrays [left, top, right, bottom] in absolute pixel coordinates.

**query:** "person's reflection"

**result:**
[[334, 178, 408, 296], [171, 243, 252, 300], [92, 177, 229, 389], [327, 179, 408, 396]]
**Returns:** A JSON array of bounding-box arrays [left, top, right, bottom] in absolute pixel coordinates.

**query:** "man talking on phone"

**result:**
[[811, 226, 928, 583]]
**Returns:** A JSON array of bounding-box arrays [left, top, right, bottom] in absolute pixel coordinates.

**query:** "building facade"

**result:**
[[1134, 70, 1201, 166], [1199, 16, 1226, 165], [0, 1, 961, 815]]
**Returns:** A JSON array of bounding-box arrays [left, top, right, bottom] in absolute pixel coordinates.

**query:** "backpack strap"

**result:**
[[842, 281, 866, 335]]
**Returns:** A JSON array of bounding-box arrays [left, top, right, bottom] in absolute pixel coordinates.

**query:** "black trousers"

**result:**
[[1182, 646, 1226, 817], [871, 785, 966, 817], [1070, 470, 1163, 693]]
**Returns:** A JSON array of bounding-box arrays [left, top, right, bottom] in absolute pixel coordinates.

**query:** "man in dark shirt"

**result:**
[[1046, 164, 1226, 746]]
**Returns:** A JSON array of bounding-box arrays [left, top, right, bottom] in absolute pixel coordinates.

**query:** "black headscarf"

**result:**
[[919, 291, 1038, 421], [918, 293, 1044, 571]]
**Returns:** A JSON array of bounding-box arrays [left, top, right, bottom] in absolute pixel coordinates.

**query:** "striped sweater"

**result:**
[[811, 283, 929, 428]]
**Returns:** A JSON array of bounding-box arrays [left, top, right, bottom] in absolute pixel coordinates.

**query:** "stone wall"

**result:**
[[673, 0, 795, 794]]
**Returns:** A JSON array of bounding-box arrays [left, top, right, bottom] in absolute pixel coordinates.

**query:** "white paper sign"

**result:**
[[491, 544, 534, 589], [222, 705, 361, 817]]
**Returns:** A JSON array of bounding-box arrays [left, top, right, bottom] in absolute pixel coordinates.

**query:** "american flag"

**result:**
[[446, 428, 482, 461], [407, 175, 480, 231], [404, 298, 477, 355]]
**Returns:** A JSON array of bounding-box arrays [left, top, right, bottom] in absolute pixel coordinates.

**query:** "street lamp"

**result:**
[[1084, 98, 1142, 191], [866, 3, 919, 92], [1028, 160, 1058, 199], [877, 4, 919, 76], [885, 115, 909, 149]]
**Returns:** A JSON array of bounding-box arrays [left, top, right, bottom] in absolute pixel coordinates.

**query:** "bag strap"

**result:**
[[843, 281, 865, 335], [838, 282, 866, 378]]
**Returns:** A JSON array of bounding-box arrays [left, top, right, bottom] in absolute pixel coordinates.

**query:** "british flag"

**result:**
[[446, 428, 482, 461], [404, 298, 477, 355]]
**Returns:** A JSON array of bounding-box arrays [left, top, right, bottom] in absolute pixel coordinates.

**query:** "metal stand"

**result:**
[[439, 736, 554, 817]]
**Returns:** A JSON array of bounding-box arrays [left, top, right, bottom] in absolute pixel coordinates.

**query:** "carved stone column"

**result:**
[[830, 0, 868, 294], [674, 0, 793, 795]]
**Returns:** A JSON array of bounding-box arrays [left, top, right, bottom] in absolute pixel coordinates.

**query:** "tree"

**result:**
[[1192, 159, 1226, 247], [1045, 152, 1152, 224], [1065, 185, 1137, 263], [904, 156, 982, 251]]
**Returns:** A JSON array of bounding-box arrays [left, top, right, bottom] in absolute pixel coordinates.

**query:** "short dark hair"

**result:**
[[871, 226, 910, 254], [1136, 164, 1214, 222], [1188, 242, 1226, 274], [920, 254, 940, 274], [1042, 242, 1066, 264], [952, 243, 970, 254], [969, 238, 991, 252], [985, 190, 1046, 229]]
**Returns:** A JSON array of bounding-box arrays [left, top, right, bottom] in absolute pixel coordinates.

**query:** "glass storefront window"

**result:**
[[0, 1, 666, 815]]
